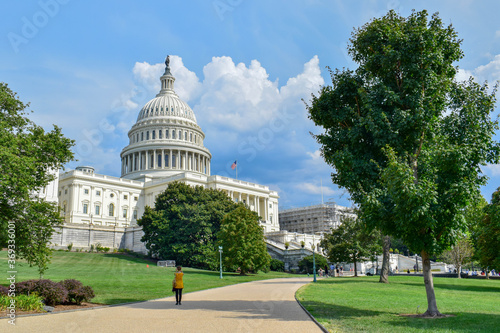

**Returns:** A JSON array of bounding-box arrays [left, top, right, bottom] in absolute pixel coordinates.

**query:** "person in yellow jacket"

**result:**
[[173, 266, 184, 305]]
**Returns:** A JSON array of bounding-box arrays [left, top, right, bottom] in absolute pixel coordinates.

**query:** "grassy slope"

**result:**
[[0, 251, 291, 304], [296, 276, 500, 333]]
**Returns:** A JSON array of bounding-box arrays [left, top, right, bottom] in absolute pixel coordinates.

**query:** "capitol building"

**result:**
[[50, 57, 281, 253]]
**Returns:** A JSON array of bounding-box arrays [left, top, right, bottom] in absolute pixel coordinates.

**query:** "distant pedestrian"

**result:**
[[407, 269, 410, 274], [173, 266, 184, 305], [336, 267, 339, 276]]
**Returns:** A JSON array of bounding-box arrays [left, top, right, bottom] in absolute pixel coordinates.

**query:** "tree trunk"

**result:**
[[379, 235, 391, 283], [457, 265, 461, 279], [421, 250, 443, 317], [354, 259, 358, 277]]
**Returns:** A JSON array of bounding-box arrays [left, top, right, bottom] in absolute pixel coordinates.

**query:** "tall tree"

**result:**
[[138, 181, 238, 269], [474, 188, 500, 272], [1, 83, 74, 276], [217, 205, 271, 275], [320, 217, 381, 277], [308, 10, 499, 316], [439, 236, 474, 278]]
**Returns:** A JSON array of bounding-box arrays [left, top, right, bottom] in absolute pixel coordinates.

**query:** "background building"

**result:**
[[279, 202, 353, 235]]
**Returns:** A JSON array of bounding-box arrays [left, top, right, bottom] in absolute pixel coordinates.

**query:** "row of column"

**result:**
[[227, 190, 269, 221], [122, 149, 210, 175]]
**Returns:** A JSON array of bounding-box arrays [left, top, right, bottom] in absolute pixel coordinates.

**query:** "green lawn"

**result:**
[[296, 276, 500, 333], [0, 251, 291, 305]]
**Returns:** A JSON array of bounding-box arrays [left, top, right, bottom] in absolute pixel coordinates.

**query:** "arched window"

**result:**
[[109, 203, 114, 217]]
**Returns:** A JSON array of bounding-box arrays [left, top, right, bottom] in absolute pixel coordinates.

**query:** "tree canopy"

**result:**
[[298, 254, 328, 274], [138, 182, 238, 270], [474, 188, 500, 272], [308, 10, 499, 316], [320, 217, 381, 277], [217, 205, 271, 274], [1, 82, 74, 276]]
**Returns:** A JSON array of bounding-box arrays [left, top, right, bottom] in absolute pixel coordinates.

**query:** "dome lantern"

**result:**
[[158, 55, 176, 96]]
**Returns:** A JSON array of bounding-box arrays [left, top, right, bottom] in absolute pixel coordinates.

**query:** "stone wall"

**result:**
[[50, 224, 147, 254]]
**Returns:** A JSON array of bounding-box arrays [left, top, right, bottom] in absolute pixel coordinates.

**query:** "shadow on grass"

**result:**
[[300, 300, 383, 319], [396, 281, 500, 294], [315, 278, 381, 285], [433, 282, 500, 294], [385, 312, 500, 332]]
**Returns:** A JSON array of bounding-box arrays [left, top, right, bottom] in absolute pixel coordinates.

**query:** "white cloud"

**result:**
[[482, 164, 500, 176], [457, 54, 500, 85], [455, 68, 473, 82], [295, 182, 337, 196], [307, 149, 322, 161], [121, 55, 324, 134], [128, 56, 201, 106], [474, 54, 500, 83]]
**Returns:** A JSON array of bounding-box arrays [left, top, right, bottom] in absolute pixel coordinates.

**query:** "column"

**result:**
[[169, 149, 173, 169], [198, 154, 201, 172], [161, 149, 165, 169], [265, 198, 269, 222]]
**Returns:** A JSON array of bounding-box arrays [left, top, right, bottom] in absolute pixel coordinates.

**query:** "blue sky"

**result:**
[[2, 0, 500, 209]]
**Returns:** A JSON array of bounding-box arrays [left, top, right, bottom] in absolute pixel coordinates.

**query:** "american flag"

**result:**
[[231, 160, 237, 169]]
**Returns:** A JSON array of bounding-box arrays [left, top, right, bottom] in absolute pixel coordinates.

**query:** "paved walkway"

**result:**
[[3, 277, 324, 333]]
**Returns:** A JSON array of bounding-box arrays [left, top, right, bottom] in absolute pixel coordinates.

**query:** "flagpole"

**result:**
[[236, 161, 238, 179]]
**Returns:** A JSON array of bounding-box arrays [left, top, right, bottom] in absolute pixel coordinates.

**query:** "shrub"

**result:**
[[67, 243, 73, 252], [90, 244, 95, 252], [270, 258, 285, 272], [34, 280, 68, 306], [60, 279, 95, 305], [16, 280, 38, 295], [0, 294, 44, 311], [16, 279, 68, 306], [0, 285, 9, 296]]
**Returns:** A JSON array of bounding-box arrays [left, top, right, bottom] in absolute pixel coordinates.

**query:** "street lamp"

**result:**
[[218, 246, 223, 279], [310, 243, 316, 282]]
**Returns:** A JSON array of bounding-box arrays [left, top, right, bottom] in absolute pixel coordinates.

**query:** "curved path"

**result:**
[[4, 277, 324, 333]]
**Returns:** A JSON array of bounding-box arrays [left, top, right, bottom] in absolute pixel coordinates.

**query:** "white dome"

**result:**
[[137, 93, 197, 123], [120, 55, 211, 181]]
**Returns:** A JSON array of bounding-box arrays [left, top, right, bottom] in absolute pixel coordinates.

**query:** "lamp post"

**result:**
[[310, 243, 317, 282], [219, 246, 223, 279]]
